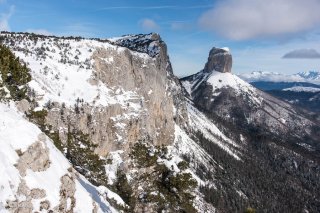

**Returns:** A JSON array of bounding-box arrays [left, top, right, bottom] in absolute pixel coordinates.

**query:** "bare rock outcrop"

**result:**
[[6, 134, 50, 212], [43, 34, 187, 156], [16, 99, 30, 113], [204, 47, 232, 73], [5, 179, 46, 213], [56, 174, 76, 213], [15, 134, 51, 177]]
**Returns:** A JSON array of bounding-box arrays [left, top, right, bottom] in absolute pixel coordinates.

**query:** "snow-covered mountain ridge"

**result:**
[[237, 70, 320, 114], [297, 70, 320, 81], [0, 32, 184, 154], [238, 70, 320, 84], [181, 48, 316, 140], [238, 71, 320, 114], [0, 32, 320, 212], [0, 32, 201, 212], [181, 46, 320, 212]]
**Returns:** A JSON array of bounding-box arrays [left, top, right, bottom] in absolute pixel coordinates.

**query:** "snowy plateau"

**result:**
[[0, 32, 320, 213]]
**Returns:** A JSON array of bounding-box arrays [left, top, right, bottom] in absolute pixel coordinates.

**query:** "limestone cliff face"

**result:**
[[0, 32, 187, 157], [47, 40, 178, 155], [111, 33, 189, 130]]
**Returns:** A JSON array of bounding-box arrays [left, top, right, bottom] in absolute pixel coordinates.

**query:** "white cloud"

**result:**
[[199, 0, 320, 40], [282, 49, 320, 59], [26, 29, 52, 36], [0, 5, 14, 31], [140, 18, 160, 32], [232, 40, 320, 74], [237, 71, 307, 82]]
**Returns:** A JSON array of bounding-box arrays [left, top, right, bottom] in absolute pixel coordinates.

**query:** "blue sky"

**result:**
[[1, 0, 320, 77]]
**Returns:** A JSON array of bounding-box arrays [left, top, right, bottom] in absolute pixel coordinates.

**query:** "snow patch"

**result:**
[[105, 151, 123, 185], [207, 71, 262, 105]]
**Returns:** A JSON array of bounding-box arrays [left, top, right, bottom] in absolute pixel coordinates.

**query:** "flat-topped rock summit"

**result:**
[[203, 47, 232, 73]]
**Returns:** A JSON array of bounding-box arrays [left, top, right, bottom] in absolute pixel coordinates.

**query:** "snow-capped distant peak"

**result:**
[[296, 70, 320, 81], [238, 71, 320, 84]]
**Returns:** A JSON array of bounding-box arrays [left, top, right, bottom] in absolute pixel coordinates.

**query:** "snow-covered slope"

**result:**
[[0, 102, 121, 212], [186, 102, 241, 160], [4, 33, 145, 109], [183, 70, 262, 106], [1, 33, 320, 212], [182, 47, 316, 141]]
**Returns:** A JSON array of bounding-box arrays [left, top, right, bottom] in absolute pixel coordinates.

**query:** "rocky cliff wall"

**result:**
[[0, 32, 188, 157]]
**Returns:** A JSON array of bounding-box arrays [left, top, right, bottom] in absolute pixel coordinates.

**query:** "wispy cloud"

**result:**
[[0, 5, 14, 31], [199, 0, 320, 40], [98, 5, 212, 11], [282, 49, 320, 59], [139, 19, 160, 32]]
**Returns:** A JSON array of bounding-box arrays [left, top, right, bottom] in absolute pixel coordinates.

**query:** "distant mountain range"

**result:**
[[298, 70, 320, 81], [238, 70, 320, 84], [238, 71, 320, 114]]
